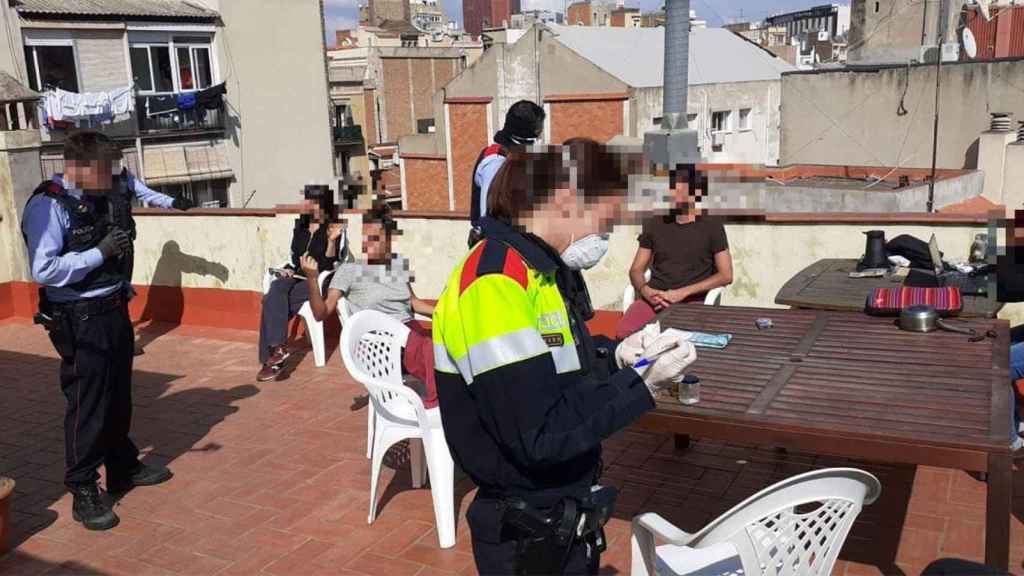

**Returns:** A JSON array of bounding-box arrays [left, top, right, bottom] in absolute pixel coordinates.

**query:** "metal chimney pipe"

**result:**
[[662, 0, 690, 130]]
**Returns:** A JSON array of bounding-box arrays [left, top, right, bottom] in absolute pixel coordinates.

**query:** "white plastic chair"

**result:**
[[335, 297, 377, 460], [338, 294, 431, 460], [623, 269, 724, 311], [262, 262, 332, 367], [340, 309, 456, 549], [631, 468, 881, 576]]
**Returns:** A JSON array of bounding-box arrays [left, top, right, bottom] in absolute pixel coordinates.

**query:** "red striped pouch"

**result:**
[[865, 287, 963, 316]]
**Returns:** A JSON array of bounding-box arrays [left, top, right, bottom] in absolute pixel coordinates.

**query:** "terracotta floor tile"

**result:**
[[1, 324, 1015, 575], [263, 539, 335, 576], [399, 543, 475, 574], [896, 528, 944, 563], [345, 551, 425, 576], [940, 519, 986, 560], [903, 512, 948, 535]]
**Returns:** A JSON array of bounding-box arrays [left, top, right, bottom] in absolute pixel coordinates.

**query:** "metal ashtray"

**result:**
[[755, 318, 773, 330]]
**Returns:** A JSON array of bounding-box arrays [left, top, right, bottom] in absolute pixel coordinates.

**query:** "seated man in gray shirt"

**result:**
[[301, 205, 437, 407]]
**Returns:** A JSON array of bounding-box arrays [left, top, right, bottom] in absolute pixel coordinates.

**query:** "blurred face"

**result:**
[[66, 159, 114, 193], [302, 198, 326, 222], [530, 187, 626, 253], [362, 222, 391, 263], [1011, 212, 1024, 249], [671, 172, 701, 219]]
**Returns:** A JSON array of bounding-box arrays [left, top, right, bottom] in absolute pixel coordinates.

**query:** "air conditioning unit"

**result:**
[[941, 42, 960, 62], [919, 43, 962, 63], [711, 132, 726, 147]]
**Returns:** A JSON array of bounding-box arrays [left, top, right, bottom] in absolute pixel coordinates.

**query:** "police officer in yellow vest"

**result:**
[[432, 140, 697, 575]]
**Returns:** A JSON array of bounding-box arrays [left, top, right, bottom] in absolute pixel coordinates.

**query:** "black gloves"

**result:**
[[172, 196, 194, 211], [97, 228, 132, 260]]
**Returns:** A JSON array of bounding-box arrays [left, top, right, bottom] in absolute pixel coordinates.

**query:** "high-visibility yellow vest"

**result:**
[[432, 237, 582, 385]]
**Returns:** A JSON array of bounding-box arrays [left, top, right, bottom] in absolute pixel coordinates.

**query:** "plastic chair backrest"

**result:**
[[339, 297, 353, 323], [623, 269, 653, 310], [688, 468, 881, 576], [340, 310, 419, 427]]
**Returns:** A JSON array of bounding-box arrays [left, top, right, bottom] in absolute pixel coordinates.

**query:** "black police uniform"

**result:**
[[436, 218, 655, 575], [23, 181, 141, 489]]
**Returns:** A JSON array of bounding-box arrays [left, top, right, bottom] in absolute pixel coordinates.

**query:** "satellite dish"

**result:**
[[977, 0, 993, 22], [962, 27, 977, 59]]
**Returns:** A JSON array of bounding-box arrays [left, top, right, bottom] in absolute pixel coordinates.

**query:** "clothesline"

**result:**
[[143, 82, 227, 118], [39, 81, 228, 130], [41, 84, 136, 129]]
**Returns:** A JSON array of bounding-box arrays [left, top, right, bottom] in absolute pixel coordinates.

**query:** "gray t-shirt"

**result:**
[[329, 257, 414, 324]]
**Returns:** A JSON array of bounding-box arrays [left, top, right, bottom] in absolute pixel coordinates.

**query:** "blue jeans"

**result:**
[[1010, 342, 1024, 439]]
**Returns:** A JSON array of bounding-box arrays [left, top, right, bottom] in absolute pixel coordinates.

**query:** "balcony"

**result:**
[[334, 124, 363, 144], [135, 95, 226, 135]]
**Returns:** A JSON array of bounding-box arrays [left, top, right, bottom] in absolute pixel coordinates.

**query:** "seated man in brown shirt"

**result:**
[[616, 165, 733, 339]]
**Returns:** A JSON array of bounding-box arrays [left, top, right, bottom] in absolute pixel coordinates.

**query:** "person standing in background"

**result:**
[[22, 131, 173, 531]]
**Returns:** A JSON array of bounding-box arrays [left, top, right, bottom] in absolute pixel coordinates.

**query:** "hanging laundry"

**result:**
[[146, 94, 178, 117], [107, 86, 134, 116], [176, 92, 197, 111], [195, 83, 227, 110], [42, 86, 135, 127]]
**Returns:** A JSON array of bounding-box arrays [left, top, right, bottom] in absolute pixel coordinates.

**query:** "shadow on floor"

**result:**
[[372, 439, 477, 530], [0, 349, 258, 551], [0, 552, 105, 575]]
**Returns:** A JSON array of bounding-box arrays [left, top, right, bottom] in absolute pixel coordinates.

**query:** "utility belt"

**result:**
[[35, 288, 126, 360], [497, 486, 617, 575]]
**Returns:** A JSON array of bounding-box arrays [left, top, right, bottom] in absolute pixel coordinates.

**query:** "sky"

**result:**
[[322, 0, 834, 41]]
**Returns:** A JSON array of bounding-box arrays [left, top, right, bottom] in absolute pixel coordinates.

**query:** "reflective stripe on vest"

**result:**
[[432, 240, 581, 386]]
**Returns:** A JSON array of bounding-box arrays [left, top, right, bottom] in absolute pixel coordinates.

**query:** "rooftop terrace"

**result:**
[[1, 318, 1023, 575]]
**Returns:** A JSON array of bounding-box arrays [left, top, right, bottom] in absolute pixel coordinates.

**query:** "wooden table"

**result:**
[[637, 305, 1014, 569], [776, 258, 1004, 318]]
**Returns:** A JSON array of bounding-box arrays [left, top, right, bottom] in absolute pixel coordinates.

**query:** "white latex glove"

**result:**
[[615, 322, 661, 369], [637, 332, 697, 395]]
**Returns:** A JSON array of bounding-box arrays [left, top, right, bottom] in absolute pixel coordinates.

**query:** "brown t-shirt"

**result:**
[[638, 216, 729, 292]]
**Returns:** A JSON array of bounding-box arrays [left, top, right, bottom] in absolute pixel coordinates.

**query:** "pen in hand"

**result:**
[[632, 340, 682, 370]]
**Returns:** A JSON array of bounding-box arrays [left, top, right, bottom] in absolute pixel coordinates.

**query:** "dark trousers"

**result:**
[[922, 559, 1008, 575], [258, 277, 313, 364], [51, 299, 139, 488], [467, 497, 599, 576]]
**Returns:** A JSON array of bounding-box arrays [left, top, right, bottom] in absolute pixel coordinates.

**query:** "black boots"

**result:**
[[106, 463, 173, 495], [69, 464, 172, 531], [70, 484, 119, 531]]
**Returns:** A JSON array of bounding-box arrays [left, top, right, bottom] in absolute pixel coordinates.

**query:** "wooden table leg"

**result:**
[[985, 452, 1012, 571], [674, 434, 691, 451]]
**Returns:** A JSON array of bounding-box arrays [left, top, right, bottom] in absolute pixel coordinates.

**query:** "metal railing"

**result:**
[[334, 124, 363, 144], [136, 95, 226, 134]]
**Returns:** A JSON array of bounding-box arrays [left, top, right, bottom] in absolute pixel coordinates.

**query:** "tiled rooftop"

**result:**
[[1, 319, 1023, 575]]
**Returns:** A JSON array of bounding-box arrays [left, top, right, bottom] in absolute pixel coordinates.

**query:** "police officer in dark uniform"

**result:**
[[432, 141, 697, 574], [22, 131, 175, 531]]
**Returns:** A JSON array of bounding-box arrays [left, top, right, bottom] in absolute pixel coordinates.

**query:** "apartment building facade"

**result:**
[[463, 0, 520, 35], [397, 24, 795, 212], [0, 0, 334, 208]]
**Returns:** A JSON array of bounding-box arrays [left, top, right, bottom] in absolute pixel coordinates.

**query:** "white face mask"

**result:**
[[561, 234, 610, 270]]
